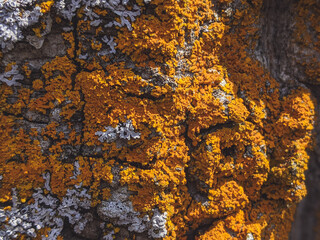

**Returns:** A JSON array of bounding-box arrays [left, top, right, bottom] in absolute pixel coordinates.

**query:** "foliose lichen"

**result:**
[[95, 119, 141, 143], [0, 0, 42, 51], [0, 0, 317, 239], [0, 174, 91, 239], [0, 65, 23, 86]]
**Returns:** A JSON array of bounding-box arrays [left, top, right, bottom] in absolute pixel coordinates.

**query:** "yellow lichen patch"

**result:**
[[196, 220, 234, 240], [62, 32, 76, 59], [197, 210, 248, 240], [258, 88, 315, 202], [32, 79, 44, 90], [39, 0, 54, 14], [275, 88, 315, 134], [116, 0, 214, 69], [0, 125, 48, 200], [22, 63, 32, 79], [0, 84, 14, 114], [228, 98, 250, 123], [208, 180, 249, 213]]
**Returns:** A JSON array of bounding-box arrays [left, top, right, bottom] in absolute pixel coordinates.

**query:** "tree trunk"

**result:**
[[0, 0, 319, 239]]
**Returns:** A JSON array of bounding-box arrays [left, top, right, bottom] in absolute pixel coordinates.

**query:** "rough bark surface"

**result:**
[[0, 0, 319, 239]]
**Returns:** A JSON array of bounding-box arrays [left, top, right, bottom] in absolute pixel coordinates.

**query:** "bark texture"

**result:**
[[0, 0, 319, 239]]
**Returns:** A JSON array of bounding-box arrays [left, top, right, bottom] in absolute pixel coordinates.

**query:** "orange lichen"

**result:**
[[62, 32, 75, 59], [22, 63, 32, 79], [0, 0, 317, 239], [39, 0, 54, 14]]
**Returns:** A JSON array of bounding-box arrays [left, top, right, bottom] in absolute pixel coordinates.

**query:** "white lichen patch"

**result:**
[[55, 0, 140, 31], [246, 232, 255, 240], [0, 0, 42, 51], [0, 65, 23, 86], [97, 187, 168, 238], [0, 174, 92, 239], [95, 119, 141, 143]]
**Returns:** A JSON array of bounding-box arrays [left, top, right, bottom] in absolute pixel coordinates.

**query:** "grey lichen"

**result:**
[[97, 187, 149, 233], [0, 0, 140, 53], [0, 65, 23, 86], [42, 172, 52, 192], [0, 0, 42, 51], [0, 174, 92, 239], [55, 0, 140, 31], [0, 188, 38, 239], [26, 15, 53, 49], [148, 209, 168, 239], [97, 187, 168, 238], [102, 230, 115, 240], [70, 160, 81, 180], [95, 119, 141, 143], [98, 36, 117, 56]]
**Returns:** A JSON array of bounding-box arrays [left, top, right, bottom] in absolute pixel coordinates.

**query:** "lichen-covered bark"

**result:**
[[0, 0, 318, 239], [253, 1, 320, 239]]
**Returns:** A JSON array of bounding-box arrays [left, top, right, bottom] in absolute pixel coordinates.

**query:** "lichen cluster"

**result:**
[[0, 0, 316, 239]]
